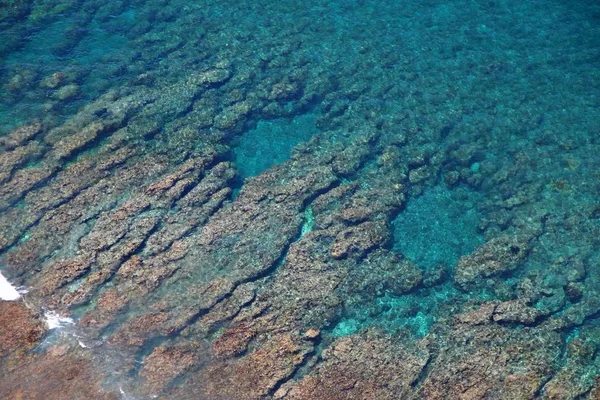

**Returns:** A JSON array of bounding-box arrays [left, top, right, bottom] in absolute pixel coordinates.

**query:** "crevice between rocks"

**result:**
[[1, 121, 116, 214], [128, 179, 340, 378], [0, 120, 152, 255], [61, 154, 228, 315], [411, 351, 437, 391], [268, 336, 322, 398]]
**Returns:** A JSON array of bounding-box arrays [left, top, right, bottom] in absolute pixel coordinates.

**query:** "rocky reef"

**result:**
[[1, 0, 600, 399]]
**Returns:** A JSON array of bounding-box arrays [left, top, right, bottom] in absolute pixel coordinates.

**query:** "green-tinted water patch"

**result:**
[[300, 206, 315, 237], [232, 113, 319, 180], [392, 185, 484, 270], [331, 318, 361, 337], [374, 283, 462, 337], [332, 282, 464, 338]]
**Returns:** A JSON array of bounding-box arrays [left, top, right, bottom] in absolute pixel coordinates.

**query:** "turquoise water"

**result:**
[[1, 0, 600, 398], [392, 185, 484, 270], [233, 113, 319, 180]]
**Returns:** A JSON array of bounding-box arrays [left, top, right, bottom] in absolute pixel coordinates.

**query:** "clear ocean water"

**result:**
[[1, 0, 599, 398]]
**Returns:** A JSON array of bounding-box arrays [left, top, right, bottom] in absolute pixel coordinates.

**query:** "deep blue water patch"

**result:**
[[0, 5, 135, 134], [392, 185, 484, 270], [233, 113, 319, 180]]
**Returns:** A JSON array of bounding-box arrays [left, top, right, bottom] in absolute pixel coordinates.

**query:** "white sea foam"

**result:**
[[0, 271, 20, 301], [44, 310, 74, 329]]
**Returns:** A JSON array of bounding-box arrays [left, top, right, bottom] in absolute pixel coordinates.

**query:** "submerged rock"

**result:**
[[454, 235, 532, 290]]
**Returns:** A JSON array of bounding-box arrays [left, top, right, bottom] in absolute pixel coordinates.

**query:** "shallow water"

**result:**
[[1, 0, 599, 398]]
